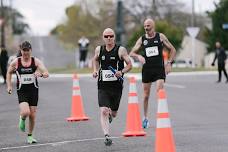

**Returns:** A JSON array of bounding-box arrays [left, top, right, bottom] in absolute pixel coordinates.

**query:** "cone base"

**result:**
[[155, 128, 176, 152], [122, 131, 146, 137], [67, 116, 89, 122]]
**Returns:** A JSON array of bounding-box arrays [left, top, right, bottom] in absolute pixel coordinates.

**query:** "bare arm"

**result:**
[[129, 37, 142, 57], [6, 58, 17, 93], [129, 37, 145, 64], [92, 46, 100, 78], [118, 46, 132, 74], [35, 58, 49, 78], [160, 33, 176, 74], [160, 33, 176, 62]]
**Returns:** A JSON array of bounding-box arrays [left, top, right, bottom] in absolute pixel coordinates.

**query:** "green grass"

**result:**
[[49, 65, 216, 74]]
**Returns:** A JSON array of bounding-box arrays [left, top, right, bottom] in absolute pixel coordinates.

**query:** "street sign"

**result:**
[[222, 23, 228, 29], [186, 27, 200, 38], [186, 27, 200, 68]]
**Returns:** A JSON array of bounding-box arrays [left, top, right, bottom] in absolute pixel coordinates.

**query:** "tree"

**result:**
[[11, 8, 29, 35], [124, 0, 182, 24], [51, 5, 100, 47], [50, 0, 116, 48], [205, 0, 228, 52], [0, 6, 29, 35]]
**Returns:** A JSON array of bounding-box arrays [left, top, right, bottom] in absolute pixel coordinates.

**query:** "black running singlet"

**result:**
[[16, 57, 38, 90], [97, 45, 124, 90], [141, 33, 164, 68]]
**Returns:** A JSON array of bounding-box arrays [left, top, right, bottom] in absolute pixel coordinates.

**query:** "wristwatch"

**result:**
[[167, 60, 174, 65]]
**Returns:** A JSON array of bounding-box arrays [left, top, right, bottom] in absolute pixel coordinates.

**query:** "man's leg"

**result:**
[[222, 66, 228, 82], [156, 79, 165, 93], [100, 107, 113, 146], [218, 65, 222, 82], [81, 51, 86, 68], [142, 82, 151, 128], [19, 102, 30, 132], [28, 106, 36, 135], [79, 51, 83, 68], [100, 107, 110, 136], [109, 111, 117, 124], [2, 68, 7, 83], [27, 106, 37, 144]]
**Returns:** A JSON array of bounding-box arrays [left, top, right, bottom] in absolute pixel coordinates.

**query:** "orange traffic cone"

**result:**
[[122, 76, 146, 137], [155, 89, 176, 152], [67, 74, 89, 121]]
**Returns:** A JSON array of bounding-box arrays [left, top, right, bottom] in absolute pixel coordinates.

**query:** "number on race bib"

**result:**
[[145, 46, 159, 57], [102, 70, 117, 81], [20, 74, 35, 84]]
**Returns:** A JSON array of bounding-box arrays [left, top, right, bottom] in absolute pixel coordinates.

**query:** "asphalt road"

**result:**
[[0, 73, 228, 152]]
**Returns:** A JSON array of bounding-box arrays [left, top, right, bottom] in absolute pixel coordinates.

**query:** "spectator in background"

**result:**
[[17, 44, 22, 57], [78, 36, 90, 68], [211, 41, 228, 83], [7, 45, 22, 68], [0, 47, 9, 84]]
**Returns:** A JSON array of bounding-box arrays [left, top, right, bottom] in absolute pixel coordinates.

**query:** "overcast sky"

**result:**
[[11, 0, 220, 36]]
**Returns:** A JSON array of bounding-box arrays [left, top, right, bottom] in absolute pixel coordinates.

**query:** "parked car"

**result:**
[[172, 59, 192, 68]]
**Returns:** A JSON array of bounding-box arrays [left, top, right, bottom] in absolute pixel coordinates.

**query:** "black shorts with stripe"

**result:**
[[98, 89, 122, 111], [17, 87, 39, 106], [142, 66, 166, 83]]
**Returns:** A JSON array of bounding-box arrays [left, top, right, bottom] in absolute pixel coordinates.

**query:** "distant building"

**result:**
[[177, 36, 208, 67]]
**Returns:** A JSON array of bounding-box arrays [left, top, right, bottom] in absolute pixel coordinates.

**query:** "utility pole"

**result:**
[[116, 0, 124, 45], [152, 0, 159, 20], [187, 0, 199, 68], [0, 0, 5, 48], [191, 0, 195, 26], [152, 0, 156, 16]]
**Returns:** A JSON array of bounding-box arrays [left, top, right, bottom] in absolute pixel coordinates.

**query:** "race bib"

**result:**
[[145, 46, 159, 57], [20, 74, 35, 84], [102, 70, 117, 81]]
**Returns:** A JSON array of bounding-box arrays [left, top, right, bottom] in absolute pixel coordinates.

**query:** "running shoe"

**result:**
[[108, 113, 113, 124], [19, 116, 25, 132], [142, 118, 149, 129], [104, 134, 112, 146], [27, 136, 37, 144]]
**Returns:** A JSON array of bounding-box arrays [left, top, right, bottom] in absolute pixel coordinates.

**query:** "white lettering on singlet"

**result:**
[[102, 70, 117, 81], [145, 46, 159, 57], [20, 74, 35, 84]]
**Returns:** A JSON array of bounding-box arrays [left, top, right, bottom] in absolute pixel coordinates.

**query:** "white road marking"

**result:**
[[1, 136, 121, 150], [164, 83, 186, 89]]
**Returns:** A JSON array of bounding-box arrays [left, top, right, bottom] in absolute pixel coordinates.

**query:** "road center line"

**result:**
[[164, 83, 186, 89], [1, 136, 121, 150]]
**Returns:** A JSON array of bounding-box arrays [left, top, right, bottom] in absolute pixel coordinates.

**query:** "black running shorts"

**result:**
[[98, 89, 122, 111], [142, 67, 166, 83], [17, 87, 39, 106]]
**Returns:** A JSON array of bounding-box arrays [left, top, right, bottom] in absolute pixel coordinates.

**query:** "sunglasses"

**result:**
[[104, 35, 114, 38], [22, 48, 30, 52]]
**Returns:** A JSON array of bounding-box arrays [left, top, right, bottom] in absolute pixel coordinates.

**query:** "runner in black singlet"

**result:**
[[92, 28, 132, 146], [130, 19, 176, 129]]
